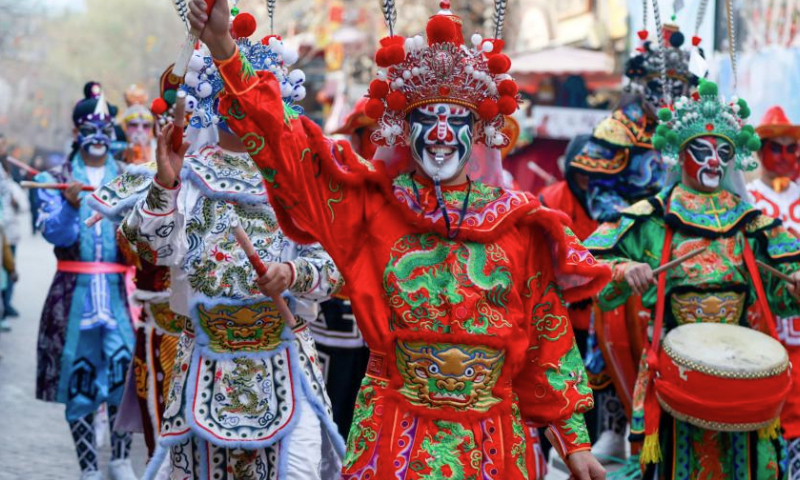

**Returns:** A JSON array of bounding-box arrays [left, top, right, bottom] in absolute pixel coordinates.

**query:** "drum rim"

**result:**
[[656, 393, 778, 432], [662, 324, 789, 379]]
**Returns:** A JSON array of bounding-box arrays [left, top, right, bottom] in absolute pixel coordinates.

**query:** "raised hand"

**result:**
[[155, 123, 190, 188], [187, 0, 236, 59]]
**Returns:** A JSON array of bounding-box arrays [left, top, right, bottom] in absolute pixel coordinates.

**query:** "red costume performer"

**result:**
[[188, 0, 611, 478], [747, 106, 800, 478]]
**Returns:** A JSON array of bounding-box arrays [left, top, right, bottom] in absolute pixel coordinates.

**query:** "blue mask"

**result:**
[[77, 119, 116, 157]]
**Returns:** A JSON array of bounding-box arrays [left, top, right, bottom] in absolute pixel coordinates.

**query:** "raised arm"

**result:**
[[118, 125, 190, 267], [187, 0, 375, 262]]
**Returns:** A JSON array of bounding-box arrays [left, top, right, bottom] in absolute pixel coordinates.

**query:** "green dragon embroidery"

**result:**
[[419, 421, 476, 480], [219, 358, 268, 416]]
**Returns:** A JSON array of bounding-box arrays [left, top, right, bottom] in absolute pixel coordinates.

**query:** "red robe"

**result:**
[[215, 48, 610, 479]]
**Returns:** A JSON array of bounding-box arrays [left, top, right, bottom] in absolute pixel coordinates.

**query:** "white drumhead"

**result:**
[[663, 323, 788, 375]]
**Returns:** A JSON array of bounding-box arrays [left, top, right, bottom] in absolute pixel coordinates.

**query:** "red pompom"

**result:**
[[637, 30, 649, 40], [488, 54, 511, 74], [365, 98, 385, 119], [369, 80, 389, 99], [261, 34, 282, 45], [375, 48, 390, 67], [498, 95, 518, 115], [498, 80, 518, 96], [386, 45, 406, 65], [477, 99, 499, 120], [379, 35, 405, 48], [426, 15, 457, 45], [692, 35, 702, 46], [232, 13, 257, 39], [150, 98, 168, 115], [386, 91, 408, 111], [482, 39, 505, 57]]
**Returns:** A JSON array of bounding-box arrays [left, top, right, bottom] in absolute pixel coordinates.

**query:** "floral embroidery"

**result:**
[[241, 132, 266, 156]]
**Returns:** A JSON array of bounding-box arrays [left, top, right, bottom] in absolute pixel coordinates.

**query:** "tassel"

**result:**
[[757, 418, 781, 440], [640, 433, 663, 464]]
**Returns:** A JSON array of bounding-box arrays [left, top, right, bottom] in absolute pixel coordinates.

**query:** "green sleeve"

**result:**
[[586, 216, 664, 311], [749, 223, 800, 318]]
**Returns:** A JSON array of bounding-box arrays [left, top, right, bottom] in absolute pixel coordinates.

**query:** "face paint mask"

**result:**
[[683, 136, 734, 191], [761, 138, 800, 178], [77, 119, 115, 158], [125, 119, 154, 147], [408, 103, 474, 182], [642, 76, 691, 112]]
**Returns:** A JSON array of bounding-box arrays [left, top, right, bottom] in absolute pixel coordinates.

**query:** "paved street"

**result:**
[[0, 220, 147, 480]]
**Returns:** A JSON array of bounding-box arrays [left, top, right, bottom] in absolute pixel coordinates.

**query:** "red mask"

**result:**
[[683, 136, 734, 190], [761, 139, 800, 177]]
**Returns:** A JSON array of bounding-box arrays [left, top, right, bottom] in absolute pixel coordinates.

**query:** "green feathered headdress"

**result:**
[[651, 79, 760, 171]]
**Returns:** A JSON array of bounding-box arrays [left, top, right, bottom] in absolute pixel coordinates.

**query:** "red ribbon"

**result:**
[[57, 260, 131, 275]]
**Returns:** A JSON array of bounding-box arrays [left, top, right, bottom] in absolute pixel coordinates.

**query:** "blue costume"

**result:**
[[34, 82, 137, 480]]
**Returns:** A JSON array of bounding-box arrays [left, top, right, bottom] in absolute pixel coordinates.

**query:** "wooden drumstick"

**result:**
[[171, 90, 187, 152], [756, 260, 794, 283], [85, 212, 104, 227], [232, 224, 297, 327], [21, 181, 94, 192], [652, 246, 707, 276], [5, 156, 40, 176]]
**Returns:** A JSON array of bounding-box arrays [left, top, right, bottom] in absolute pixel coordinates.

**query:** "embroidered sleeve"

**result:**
[[34, 172, 80, 247], [751, 224, 800, 319], [215, 47, 373, 264], [120, 179, 185, 266], [287, 241, 344, 300], [513, 222, 603, 455]]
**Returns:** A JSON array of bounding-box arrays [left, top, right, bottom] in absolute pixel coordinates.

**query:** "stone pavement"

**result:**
[[0, 223, 147, 480]]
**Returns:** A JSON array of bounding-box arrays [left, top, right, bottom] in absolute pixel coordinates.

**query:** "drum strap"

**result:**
[[639, 224, 674, 464], [741, 239, 780, 340]]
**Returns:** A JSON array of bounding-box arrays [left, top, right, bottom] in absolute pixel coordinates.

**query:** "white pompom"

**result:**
[[288, 70, 306, 84], [268, 37, 281, 48], [393, 78, 405, 88], [184, 71, 201, 88], [414, 35, 425, 49], [184, 94, 198, 112], [282, 48, 299, 65], [472, 71, 481, 79], [376, 70, 387, 80], [482, 42, 494, 53], [188, 53, 205, 72], [411, 67, 421, 76], [465, 65, 474, 74], [484, 126, 496, 137], [471, 34, 483, 46], [405, 38, 415, 52], [391, 125, 402, 135], [197, 82, 213, 98], [493, 133, 503, 145], [381, 126, 392, 138], [280, 82, 293, 97], [402, 70, 412, 80], [292, 86, 306, 101]]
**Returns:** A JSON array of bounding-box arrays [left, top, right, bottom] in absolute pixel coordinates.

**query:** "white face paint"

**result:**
[[408, 103, 474, 182]]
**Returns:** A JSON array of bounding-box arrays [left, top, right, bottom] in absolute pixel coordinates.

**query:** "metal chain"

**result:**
[[382, 0, 397, 36], [652, 0, 671, 106], [494, 0, 508, 39], [726, 0, 738, 88], [267, 0, 276, 34], [695, 0, 710, 36]]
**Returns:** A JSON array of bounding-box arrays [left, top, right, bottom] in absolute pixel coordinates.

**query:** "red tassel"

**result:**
[[638, 30, 649, 40], [692, 35, 702, 46]]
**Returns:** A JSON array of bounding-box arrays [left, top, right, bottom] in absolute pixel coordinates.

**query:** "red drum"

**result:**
[[655, 322, 792, 432]]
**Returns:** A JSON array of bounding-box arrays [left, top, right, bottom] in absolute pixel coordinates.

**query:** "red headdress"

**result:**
[[365, 0, 519, 150]]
